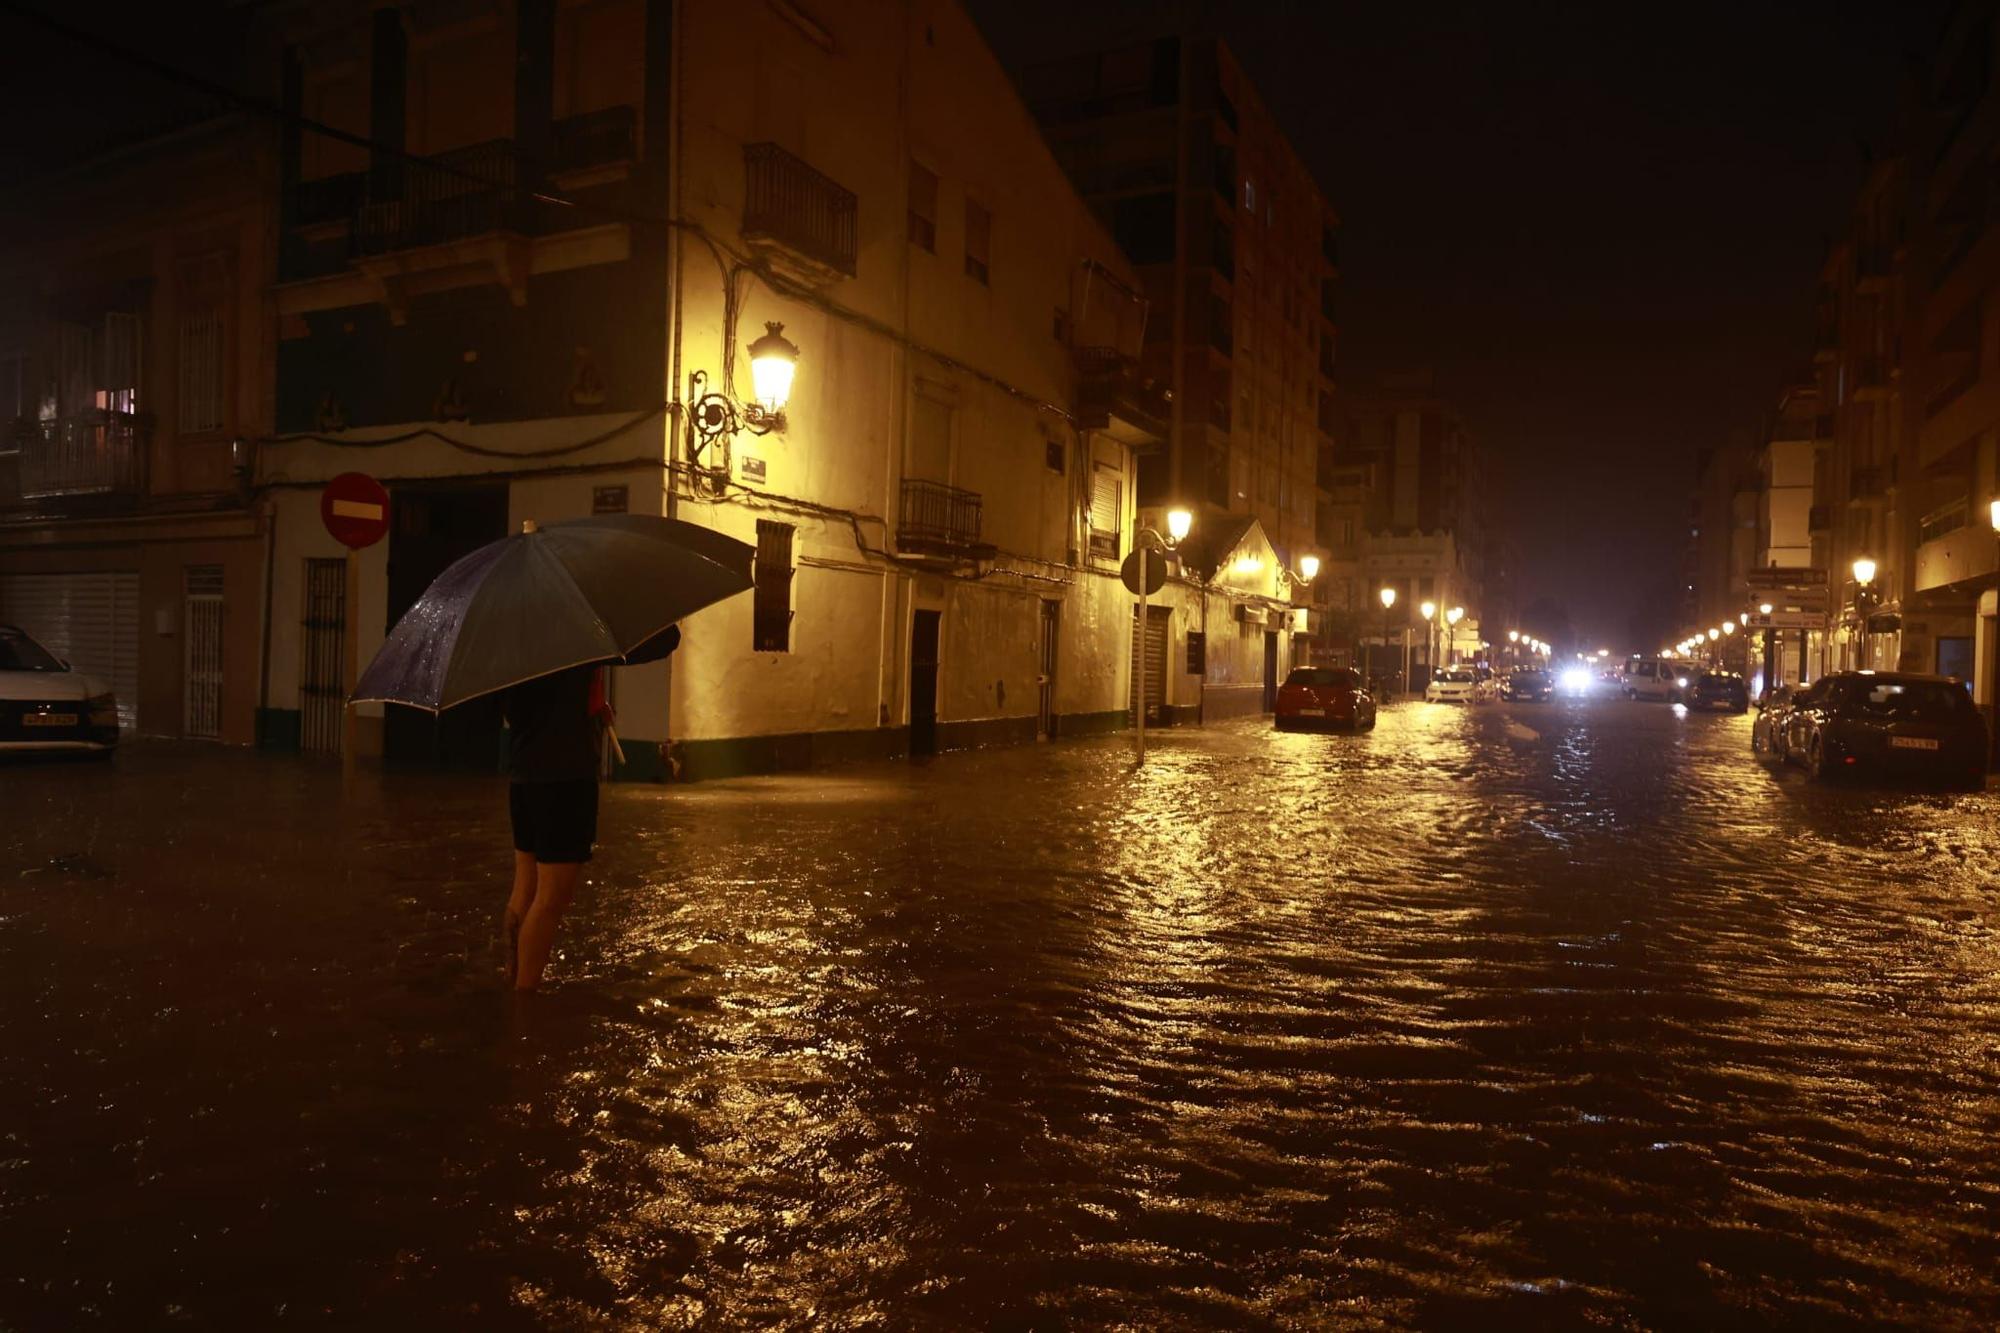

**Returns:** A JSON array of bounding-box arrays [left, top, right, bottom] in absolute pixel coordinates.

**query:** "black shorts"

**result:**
[[509, 779, 598, 864]]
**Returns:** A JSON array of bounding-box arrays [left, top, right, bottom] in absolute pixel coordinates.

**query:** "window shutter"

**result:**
[[1089, 466, 1120, 557], [753, 520, 794, 652]]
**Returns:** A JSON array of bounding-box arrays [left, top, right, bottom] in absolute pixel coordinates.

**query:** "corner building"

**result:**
[[254, 0, 1178, 777]]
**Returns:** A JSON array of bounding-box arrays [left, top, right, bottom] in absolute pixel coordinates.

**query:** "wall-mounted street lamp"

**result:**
[[688, 321, 801, 463], [1851, 556, 1879, 668]]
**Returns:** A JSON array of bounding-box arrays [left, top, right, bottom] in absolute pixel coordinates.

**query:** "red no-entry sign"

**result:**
[[320, 472, 390, 549]]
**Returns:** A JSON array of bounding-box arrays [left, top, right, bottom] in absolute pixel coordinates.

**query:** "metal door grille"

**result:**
[[1129, 605, 1169, 722], [300, 558, 346, 753], [183, 565, 224, 738]]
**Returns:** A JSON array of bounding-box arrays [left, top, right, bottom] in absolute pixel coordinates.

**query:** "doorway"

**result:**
[[300, 557, 347, 753], [910, 609, 941, 756], [385, 485, 509, 768], [183, 565, 225, 738], [1262, 630, 1279, 711], [1128, 604, 1168, 723], [1037, 599, 1059, 739]]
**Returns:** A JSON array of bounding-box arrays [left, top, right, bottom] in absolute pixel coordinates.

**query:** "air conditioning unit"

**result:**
[[1236, 604, 1268, 626]]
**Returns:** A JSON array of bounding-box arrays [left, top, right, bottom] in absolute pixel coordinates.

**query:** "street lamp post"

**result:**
[[1444, 606, 1465, 666], [1759, 602, 1775, 692], [1379, 586, 1398, 698], [1851, 557, 1878, 670], [1133, 508, 1193, 763], [1420, 600, 1437, 688]]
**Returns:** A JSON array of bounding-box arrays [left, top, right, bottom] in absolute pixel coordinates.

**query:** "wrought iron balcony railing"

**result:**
[[742, 142, 858, 278], [353, 139, 526, 256], [898, 478, 993, 558], [13, 412, 149, 500]]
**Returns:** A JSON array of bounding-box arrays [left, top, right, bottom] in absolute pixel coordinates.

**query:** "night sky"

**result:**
[[3, 1, 1951, 650], [971, 0, 1950, 649]]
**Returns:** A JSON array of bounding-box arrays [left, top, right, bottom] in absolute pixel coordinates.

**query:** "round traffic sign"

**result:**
[[320, 472, 391, 549], [1120, 547, 1167, 596]]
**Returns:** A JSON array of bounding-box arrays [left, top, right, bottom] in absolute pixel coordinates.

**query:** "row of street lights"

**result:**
[[1665, 555, 1889, 673]]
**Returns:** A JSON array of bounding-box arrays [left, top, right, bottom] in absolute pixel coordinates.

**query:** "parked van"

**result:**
[[1622, 657, 1681, 701]]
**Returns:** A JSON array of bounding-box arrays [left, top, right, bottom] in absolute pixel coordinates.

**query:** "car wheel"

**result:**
[[1807, 739, 1834, 784], [1751, 725, 1765, 753], [1275, 719, 1292, 732], [1365, 710, 1377, 731], [1958, 766, 1987, 792]]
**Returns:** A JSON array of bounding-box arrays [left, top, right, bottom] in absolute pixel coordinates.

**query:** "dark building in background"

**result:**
[[0, 116, 276, 743], [1018, 31, 1340, 609]]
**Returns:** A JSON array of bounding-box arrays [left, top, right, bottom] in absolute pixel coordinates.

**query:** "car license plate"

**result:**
[[1298, 708, 1325, 717], [23, 712, 77, 727], [1889, 736, 1940, 750]]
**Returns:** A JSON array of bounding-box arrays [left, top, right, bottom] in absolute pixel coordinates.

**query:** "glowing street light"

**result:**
[[1759, 602, 1773, 615], [1297, 553, 1320, 582], [1166, 508, 1193, 543]]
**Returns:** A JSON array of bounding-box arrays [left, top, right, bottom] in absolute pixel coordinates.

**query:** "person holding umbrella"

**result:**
[[351, 515, 753, 991], [501, 661, 614, 990]]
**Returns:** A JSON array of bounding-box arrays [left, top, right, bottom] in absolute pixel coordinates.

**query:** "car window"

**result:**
[[1283, 668, 1356, 689], [1439, 669, 1474, 683], [0, 628, 65, 672], [1833, 678, 1973, 721]]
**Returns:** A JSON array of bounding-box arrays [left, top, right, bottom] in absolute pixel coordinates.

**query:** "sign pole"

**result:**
[[1135, 544, 1149, 763], [342, 544, 359, 784]]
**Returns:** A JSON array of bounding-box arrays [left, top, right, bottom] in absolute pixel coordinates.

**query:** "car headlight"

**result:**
[[1675, 677, 1689, 688], [1559, 668, 1592, 692], [87, 692, 118, 725]]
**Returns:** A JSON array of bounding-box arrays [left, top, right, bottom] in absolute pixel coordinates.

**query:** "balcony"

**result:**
[[742, 142, 857, 285], [12, 413, 149, 502], [1075, 346, 1171, 448], [353, 139, 527, 257], [552, 105, 636, 181], [898, 479, 996, 562], [1915, 508, 1994, 592], [292, 170, 365, 231]]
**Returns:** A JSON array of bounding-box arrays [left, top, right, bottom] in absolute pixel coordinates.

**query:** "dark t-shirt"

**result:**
[[503, 666, 599, 783]]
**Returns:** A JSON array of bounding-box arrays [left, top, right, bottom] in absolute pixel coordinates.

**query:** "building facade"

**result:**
[[1019, 31, 1339, 698], [245, 0, 1269, 778], [0, 116, 276, 744]]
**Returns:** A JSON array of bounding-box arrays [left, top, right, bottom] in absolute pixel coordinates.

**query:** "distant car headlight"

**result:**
[[87, 692, 118, 725], [1559, 668, 1592, 692], [1675, 676, 1689, 688]]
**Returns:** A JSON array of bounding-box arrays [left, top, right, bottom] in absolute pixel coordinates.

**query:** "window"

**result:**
[[1045, 437, 1065, 472], [753, 520, 794, 651], [178, 254, 228, 435], [1089, 464, 1121, 558], [908, 161, 938, 252], [964, 199, 991, 284], [0, 351, 22, 452], [1186, 630, 1206, 675]]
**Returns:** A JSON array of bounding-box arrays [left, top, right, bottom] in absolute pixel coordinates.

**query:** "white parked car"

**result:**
[[0, 624, 120, 755], [1426, 667, 1479, 703]]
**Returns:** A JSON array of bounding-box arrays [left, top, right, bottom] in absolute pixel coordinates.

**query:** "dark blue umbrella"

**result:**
[[351, 514, 753, 711]]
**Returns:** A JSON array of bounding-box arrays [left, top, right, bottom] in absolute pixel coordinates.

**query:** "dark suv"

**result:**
[[1501, 668, 1552, 702], [1681, 671, 1749, 712]]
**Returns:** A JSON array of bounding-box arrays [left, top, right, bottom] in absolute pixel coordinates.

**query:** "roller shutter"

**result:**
[[0, 572, 141, 729]]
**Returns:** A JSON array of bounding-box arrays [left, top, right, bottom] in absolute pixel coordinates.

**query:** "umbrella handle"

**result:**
[[605, 723, 627, 769]]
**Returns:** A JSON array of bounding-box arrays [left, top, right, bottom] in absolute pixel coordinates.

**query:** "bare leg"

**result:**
[[504, 851, 537, 986], [513, 860, 583, 991]]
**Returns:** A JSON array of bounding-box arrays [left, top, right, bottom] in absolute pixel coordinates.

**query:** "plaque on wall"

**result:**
[[592, 485, 628, 514], [739, 455, 767, 483]]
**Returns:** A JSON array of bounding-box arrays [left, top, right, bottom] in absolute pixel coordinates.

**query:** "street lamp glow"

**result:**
[[1166, 508, 1193, 543], [1379, 587, 1397, 610], [1991, 498, 2000, 533], [1445, 606, 1464, 626], [1508, 630, 1520, 642], [1708, 628, 1720, 641], [1420, 600, 1437, 621], [1759, 602, 1773, 615], [746, 321, 800, 413], [1852, 557, 1877, 586], [1722, 621, 1736, 636], [1297, 553, 1320, 582]]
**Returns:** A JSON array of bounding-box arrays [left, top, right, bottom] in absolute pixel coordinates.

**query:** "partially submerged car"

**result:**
[[1, 625, 120, 756]]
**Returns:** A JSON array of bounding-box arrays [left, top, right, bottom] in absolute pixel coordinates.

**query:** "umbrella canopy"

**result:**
[[352, 514, 753, 712]]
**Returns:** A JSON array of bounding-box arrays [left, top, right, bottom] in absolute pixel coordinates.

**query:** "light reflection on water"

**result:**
[[2, 701, 1998, 1328]]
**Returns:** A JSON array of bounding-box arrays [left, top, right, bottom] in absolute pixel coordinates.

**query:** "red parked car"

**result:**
[[1274, 666, 1378, 732]]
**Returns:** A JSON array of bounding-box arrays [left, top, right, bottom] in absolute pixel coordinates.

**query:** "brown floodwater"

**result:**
[[3, 701, 1998, 1328]]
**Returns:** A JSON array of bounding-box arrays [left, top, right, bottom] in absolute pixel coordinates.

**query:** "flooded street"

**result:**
[[4, 701, 1999, 1329]]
